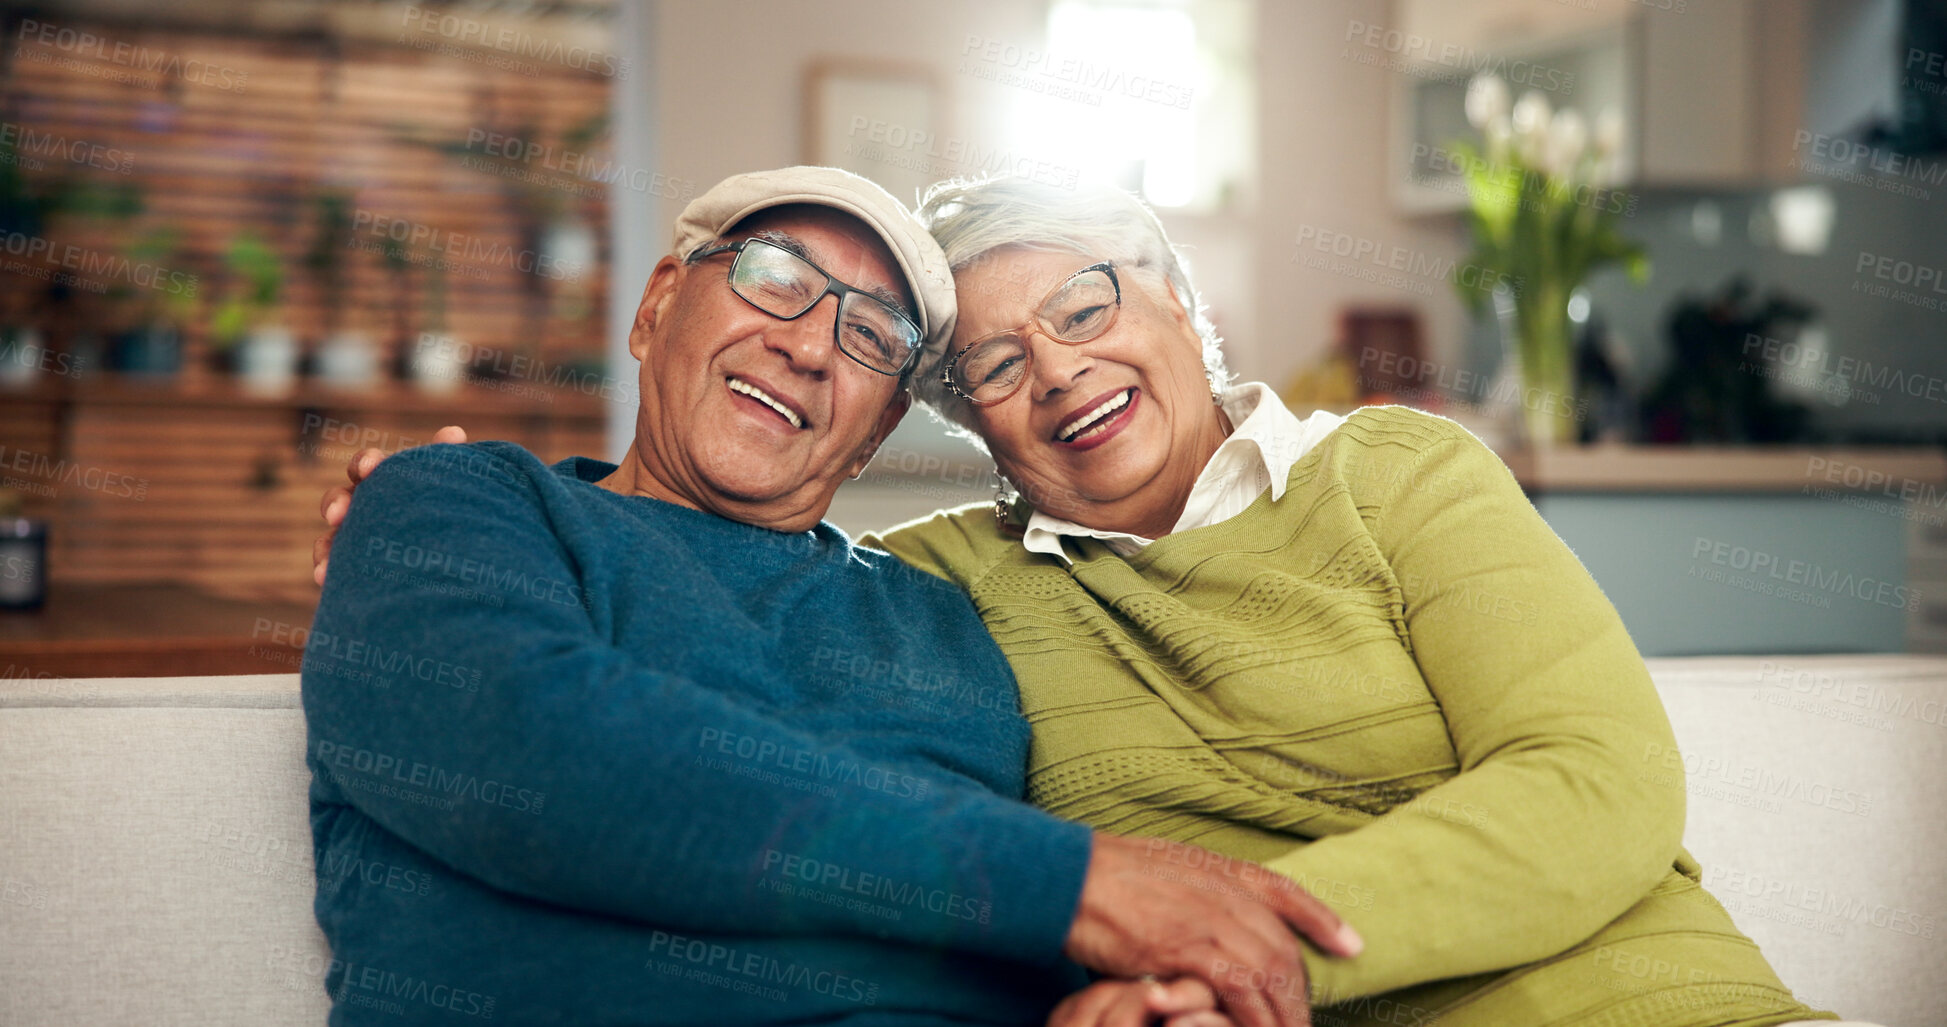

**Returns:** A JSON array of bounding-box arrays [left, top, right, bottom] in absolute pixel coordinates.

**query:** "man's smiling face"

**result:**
[[621, 204, 914, 532]]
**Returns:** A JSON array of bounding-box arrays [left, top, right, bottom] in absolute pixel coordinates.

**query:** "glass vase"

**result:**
[[1495, 282, 1580, 448]]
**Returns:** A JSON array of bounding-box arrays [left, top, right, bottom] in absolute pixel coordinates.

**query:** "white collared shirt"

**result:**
[[1021, 382, 1346, 563]]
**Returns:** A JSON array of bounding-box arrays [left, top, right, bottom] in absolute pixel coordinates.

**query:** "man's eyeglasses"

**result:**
[[686, 237, 923, 377], [940, 263, 1120, 406]]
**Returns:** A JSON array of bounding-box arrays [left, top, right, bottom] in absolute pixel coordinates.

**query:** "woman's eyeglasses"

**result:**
[[940, 263, 1120, 406]]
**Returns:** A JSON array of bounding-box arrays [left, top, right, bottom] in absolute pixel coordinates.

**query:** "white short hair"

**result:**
[[911, 176, 1232, 446]]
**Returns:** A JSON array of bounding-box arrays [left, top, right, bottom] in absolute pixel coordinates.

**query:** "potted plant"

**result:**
[[406, 256, 468, 394], [304, 189, 376, 387], [114, 226, 198, 377], [211, 233, 296, 392], [0, 149, 140, 383], [0, 134, 54, 384], [390, 111, 608, 382]]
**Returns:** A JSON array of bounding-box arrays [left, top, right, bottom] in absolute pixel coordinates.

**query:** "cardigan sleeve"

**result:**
[[1264, 413, 1687, 1004], [860, 502, 995, 588]]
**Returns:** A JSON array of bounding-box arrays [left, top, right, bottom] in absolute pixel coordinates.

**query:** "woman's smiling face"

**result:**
[[950, 246, 1230, 538]]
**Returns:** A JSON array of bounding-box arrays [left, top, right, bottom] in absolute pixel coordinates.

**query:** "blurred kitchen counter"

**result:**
[[1499, 444, 1947, 493], [1489, 444, 1947, 658]]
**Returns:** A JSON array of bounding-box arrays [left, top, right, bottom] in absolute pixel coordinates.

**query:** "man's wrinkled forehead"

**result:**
[[717, 205, 915, 315]]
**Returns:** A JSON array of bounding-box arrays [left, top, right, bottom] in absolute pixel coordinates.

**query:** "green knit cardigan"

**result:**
[[866, 406, 1831, 1027]]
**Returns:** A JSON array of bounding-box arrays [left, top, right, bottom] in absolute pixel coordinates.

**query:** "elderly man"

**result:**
[[305, 167, 1353, 1027]]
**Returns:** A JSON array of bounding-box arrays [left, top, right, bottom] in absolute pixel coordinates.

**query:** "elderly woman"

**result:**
[[862, 177, 1842, 1027]]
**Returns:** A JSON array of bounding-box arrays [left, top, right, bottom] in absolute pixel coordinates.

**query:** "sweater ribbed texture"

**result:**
[[869, 406, 1833, 1027]]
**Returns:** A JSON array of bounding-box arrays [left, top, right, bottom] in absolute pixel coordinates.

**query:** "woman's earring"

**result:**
[[992, 473, 1026, 537]]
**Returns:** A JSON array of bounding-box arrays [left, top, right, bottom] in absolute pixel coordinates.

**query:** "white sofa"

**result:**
[[2, 658, 1941, 1026]]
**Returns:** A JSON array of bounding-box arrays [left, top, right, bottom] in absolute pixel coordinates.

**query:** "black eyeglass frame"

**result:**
[[939, 262, 1121, 406], [686, 238, 924, 377]]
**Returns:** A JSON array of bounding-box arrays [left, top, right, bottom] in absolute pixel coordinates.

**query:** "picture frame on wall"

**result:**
[[803, 58, 945, 205]]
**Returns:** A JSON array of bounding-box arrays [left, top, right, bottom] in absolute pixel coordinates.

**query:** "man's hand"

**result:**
[[312, 425, 469, 585], [1049, 977, 1236, 1027], [1064, 834, 1363, 1027]]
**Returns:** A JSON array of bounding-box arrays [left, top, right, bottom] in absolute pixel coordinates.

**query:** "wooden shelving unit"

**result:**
[[1, 376, 609, 607], [0, 13, 619, 608]]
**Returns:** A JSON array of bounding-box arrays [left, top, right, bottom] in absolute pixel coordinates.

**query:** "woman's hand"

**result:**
[[312, 425, 469, 585], [1049, 977, 1237, 1027], [1065, 833, 1358, 1027]]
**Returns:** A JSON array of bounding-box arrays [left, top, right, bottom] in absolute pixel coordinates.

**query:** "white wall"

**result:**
[[608, 0, 1471, 460], [1253, 0, 1469, 387], [606, 0, 660, 461]]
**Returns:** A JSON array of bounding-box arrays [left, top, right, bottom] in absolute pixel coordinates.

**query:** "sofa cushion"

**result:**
[[0, 659, 1940, 1026]]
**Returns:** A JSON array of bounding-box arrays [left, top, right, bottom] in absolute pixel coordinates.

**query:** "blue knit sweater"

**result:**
[[301, 442, 1093, 1026]]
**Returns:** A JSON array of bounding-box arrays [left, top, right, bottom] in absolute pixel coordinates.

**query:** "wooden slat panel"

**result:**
[[5, 389, 599, 603], [1, 20, 611, 375], [0, 18, 614, 604]]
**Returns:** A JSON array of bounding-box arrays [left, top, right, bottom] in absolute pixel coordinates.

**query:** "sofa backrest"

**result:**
[[1, 659, 1940, 1026], [0, 674, 332, 1026]]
